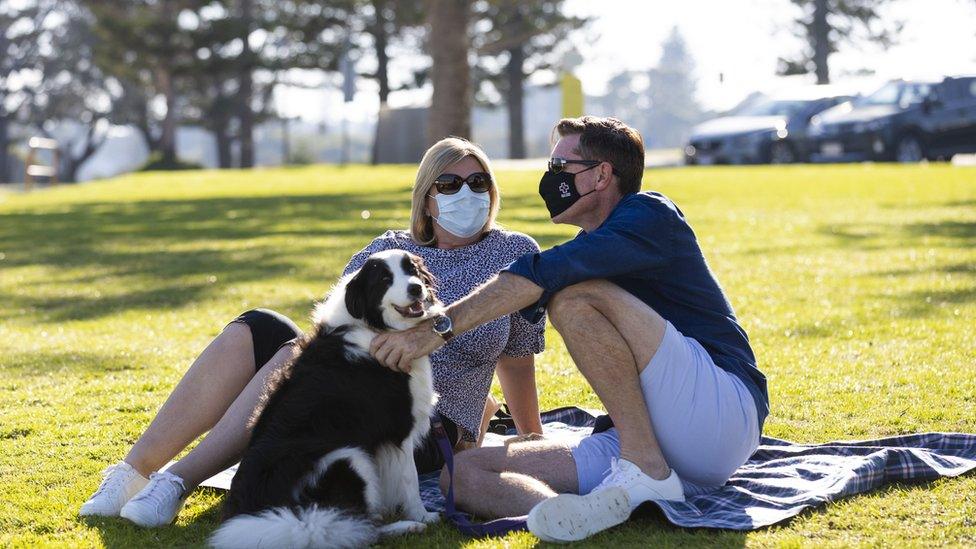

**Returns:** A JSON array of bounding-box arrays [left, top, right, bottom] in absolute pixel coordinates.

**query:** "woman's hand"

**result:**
[[370, 323, 444, 372]]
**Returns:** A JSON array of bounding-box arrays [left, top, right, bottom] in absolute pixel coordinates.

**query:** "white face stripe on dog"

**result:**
[[370, 250, 431, 331]]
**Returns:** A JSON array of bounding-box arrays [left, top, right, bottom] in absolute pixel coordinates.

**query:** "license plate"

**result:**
[[820, 142, 843, 157]]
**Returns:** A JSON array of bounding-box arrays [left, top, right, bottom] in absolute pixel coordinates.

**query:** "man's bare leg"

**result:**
[[441, 438, 578, 518], [167, 343, 298, 488], [124, 323, 257, 477], [548, 280, 669, 480]]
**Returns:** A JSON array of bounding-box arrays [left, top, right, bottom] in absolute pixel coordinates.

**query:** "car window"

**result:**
[[967, 80, 976, 99], [739, 99, 808, 117], [899, 84, 931, 107], [860, 82, 932, 108], [861, 82, 901, 105]]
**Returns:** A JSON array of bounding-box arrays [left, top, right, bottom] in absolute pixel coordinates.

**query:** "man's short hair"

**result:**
[[553, 116, 645, 195]]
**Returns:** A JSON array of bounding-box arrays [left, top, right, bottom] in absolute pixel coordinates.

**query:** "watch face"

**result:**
[[433, 315, 452, 333]]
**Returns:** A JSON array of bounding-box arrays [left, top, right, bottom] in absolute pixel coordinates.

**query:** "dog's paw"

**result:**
[[419, 510, 441, 524], [378, 520, 427, 538]]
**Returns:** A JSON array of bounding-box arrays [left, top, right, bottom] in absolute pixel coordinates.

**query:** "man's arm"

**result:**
[[370, 272, 543, 371]]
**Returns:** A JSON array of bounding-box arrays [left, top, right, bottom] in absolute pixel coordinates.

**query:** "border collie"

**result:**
[[210, 250, 442, 549]]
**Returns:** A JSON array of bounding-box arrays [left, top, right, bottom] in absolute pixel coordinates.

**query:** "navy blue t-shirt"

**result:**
[[504, 191, 769, 428]]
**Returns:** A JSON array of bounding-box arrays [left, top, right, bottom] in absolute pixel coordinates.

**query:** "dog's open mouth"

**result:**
[[393, 300, 426, 318]]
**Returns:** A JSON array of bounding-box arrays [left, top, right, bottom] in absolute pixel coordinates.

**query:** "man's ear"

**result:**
[[596, 161, 614, 191], [344, 267, 367, 319]]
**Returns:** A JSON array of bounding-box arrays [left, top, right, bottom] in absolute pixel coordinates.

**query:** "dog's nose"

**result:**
[[407, 283, 423, 298]]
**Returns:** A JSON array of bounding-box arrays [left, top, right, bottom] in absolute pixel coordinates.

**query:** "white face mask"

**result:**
[[431, 185, 491, 238]]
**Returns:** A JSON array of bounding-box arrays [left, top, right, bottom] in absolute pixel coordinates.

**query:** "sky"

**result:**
[[278, 0, 976, 123]]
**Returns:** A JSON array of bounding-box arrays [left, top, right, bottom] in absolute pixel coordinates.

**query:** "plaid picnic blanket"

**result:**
[[419, 407, 976, 530]]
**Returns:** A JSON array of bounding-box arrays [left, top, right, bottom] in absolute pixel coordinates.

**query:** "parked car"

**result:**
[[684, 87, 853, 165], [808, 76, 976, 162]]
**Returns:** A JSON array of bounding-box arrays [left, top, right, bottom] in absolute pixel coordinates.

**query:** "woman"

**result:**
[[79, 137, 546, 527]]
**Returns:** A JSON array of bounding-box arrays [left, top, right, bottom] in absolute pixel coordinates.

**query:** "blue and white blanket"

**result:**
[[196, 407, 976, 531], [418, 407, 976, 530]]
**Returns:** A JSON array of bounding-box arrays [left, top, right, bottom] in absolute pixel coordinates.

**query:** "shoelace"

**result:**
[[592, 457, 625, 492], [91, 463, 131, 498], [132, 473, 185, 509]]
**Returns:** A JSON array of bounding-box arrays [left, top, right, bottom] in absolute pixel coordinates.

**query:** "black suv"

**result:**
[[808, 76, 976, 162], [684, 88, 852, 165]]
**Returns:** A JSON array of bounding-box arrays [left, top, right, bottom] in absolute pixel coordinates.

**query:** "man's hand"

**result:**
[[370, 322, 444, 372]]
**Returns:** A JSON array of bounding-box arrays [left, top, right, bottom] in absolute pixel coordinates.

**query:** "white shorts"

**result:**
[[569, 321, 761, 496]]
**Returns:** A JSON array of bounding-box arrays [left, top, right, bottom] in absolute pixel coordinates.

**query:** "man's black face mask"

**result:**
[[538, 163, 599, 218]]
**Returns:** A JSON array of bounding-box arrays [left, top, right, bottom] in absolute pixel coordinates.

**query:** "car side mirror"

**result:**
[[922, 96, 943, 114]]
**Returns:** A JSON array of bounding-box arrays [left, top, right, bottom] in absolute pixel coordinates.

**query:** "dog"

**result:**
[[210, 250, 442, 549]]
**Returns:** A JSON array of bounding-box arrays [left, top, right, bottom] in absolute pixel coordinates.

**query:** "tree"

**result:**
[[473, 0, 588, 158], [353, 0, 425, 163], [88, 0, 197, 166], [0, 0, 58, 182], [778, 0, 902, 84], [2, 0, 119, 182], [645, 27, 704, 148], [425, 0, 472, 144]]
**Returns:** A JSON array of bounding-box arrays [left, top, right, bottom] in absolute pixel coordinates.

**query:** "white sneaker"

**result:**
[[592, 457, 685, 510], [79, 461, 149, 517], [119, 471, 188, 527], [526, 458, 685, 543], [527, 487, 631, 543]]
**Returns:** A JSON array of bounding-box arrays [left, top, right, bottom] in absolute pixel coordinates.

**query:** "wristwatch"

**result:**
[[432, 314, 454, 341]]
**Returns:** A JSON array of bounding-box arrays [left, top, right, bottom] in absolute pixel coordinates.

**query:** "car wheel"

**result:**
[[895, 135, 925, 163], [769, 141, 796, 164]]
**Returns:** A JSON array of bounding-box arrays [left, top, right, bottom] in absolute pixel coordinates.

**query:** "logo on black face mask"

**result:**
[[558, 182, 570, 198]]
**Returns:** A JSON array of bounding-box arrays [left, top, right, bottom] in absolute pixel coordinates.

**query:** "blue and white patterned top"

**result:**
[[342, 229, 546, 441]]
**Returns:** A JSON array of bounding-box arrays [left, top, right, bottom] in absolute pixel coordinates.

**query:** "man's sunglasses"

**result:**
[[548, 157, 621, 176], [433, 172, 493, 194]]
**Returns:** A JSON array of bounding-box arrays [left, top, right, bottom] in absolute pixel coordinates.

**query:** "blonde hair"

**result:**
[[410, 137, 500, 246]]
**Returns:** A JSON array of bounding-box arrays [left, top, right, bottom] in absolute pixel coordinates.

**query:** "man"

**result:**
[[371, 116, 768, 542]]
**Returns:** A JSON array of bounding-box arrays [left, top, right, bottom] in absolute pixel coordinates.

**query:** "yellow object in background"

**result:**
[[561, 72, 584, 118]]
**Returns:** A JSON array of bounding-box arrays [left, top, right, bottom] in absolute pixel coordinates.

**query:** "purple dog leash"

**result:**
[[431, 416, 529, 536]]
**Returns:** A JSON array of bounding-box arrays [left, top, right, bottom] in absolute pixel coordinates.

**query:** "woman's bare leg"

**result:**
[[124, 323, 256, 477], [167, 343, 298, 488]]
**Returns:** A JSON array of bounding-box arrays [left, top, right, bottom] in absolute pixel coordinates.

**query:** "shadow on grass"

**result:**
[[817, 220, 976, 251], [83, 491, 222, 549], [0, 191, 567, 324], [0, 193, 406, 322]]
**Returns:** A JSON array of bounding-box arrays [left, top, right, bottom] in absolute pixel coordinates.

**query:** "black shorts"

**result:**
[[229, 308, 303, 370], [228, 308, 459, 474]]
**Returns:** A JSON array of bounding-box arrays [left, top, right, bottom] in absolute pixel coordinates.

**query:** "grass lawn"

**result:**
[[1, 163, 975, 548]]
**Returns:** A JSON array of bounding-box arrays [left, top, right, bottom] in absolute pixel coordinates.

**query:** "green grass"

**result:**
[[1, 163, 975, 548]]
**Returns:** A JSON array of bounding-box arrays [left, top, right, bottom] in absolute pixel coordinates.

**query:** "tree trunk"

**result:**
[[215, 124, 233, 168], [238, 0, 255, 168], [426, 0, 471, 145], [0, 114, 9, 183], [370, 0, 391, 164], [157, 66, 178, 165], [505, 45, 526, 159], [812, 0, 830, 85]]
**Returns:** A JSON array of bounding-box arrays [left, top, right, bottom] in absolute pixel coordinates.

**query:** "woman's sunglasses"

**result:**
[[433, 172, 493, 194]]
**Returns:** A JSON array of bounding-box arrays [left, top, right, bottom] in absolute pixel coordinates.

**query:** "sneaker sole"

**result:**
[[527, 487, 631, 543]]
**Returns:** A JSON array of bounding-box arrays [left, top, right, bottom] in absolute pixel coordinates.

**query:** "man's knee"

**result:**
[[549, 280, 618, 328], [440, 448, 496, 508]]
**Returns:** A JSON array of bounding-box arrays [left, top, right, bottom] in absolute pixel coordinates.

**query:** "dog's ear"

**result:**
[[344, 265, 368, 319], [412, 255, 439, 301]]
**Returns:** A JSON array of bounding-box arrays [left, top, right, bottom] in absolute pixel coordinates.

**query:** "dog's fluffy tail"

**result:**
[[209, 505, 377, 549]]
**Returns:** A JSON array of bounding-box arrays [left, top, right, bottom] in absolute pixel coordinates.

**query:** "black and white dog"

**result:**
[[210, 250, 442, 549]]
